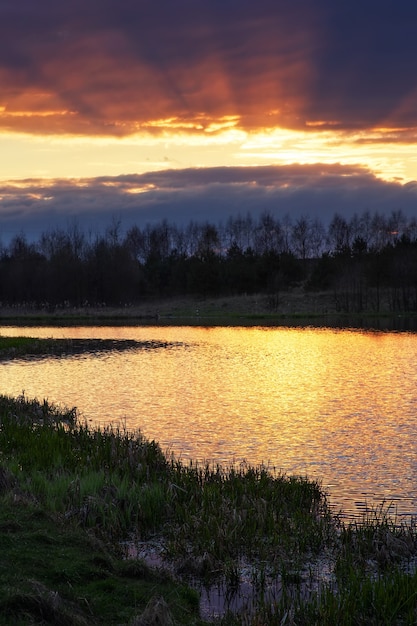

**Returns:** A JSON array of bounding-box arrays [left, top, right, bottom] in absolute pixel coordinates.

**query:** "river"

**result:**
[[1, 324, 417, 521]]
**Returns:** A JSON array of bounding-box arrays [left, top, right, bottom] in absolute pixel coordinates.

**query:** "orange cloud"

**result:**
[[0, 3, 320, 136], [0, 0, 416, 156]]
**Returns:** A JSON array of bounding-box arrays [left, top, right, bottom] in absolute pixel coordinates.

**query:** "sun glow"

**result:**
[[124, 184, 157, 194], [0, 117, 417, 183], [237, 126, 417, 182]]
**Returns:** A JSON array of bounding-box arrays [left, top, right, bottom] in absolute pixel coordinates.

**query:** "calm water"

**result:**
[[1, 324, 417, 521]]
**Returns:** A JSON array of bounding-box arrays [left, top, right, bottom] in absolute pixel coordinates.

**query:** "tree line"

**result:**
[[1, 208, 417, 312]]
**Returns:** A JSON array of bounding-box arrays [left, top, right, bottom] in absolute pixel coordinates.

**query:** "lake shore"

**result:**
[[0, 290, 335, 321], [0, 289, 415, 330], [1, 389, 417, 624]]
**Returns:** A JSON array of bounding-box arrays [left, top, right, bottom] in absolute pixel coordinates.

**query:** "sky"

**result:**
[[1, 0, 417, 240]]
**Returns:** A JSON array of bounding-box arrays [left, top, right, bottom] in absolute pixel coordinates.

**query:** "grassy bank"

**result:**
[[0, 336, 178, 361], [1, 291, 416, 332], [0, 394, 203, 625], [0, 392, 417, 624], [0, 294, 330, 328]]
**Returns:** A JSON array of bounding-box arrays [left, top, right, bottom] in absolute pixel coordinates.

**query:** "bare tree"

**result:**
[[291, 216, 311, 261], [327, 213, 350, 254], [254, 211, 283, 254], [369, 212, 389, 251], [309, 218, 326, 258]]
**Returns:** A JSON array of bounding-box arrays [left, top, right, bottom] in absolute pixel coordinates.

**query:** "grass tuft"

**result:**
[[1, 392, 417, 624]]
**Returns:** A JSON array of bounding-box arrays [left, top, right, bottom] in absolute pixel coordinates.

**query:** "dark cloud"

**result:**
[[1, 164, 416, 242], [309, 2, 417, 129], [1, 1, 416, 135]]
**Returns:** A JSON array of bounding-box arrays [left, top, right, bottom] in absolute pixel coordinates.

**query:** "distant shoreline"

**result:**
[[0, 291, 416, 330]]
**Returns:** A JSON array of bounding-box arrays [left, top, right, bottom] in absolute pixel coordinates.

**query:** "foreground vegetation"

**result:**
[[0, 386, 417, 624]]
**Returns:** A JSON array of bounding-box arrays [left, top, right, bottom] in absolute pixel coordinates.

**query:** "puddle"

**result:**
[[123, 539, 337, 622], [198, 576, 282, 621]]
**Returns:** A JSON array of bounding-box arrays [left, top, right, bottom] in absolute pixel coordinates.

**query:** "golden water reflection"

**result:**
[[1, 325, 417, 520]]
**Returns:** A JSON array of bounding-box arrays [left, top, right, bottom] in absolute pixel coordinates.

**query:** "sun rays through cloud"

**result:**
[[1, 1, 417, 235]]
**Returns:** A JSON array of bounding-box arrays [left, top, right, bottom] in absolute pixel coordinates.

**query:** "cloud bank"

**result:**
[[1, 164, 417, 241]]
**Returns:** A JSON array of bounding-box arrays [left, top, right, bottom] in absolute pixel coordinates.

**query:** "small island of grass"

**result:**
[[0, 336, 181, 361]]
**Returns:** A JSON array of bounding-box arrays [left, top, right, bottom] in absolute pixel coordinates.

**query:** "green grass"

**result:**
[[0, 500, 201, 625], [0, 393, 417, 624], [0, 336, 40, 352], [0, 336, 174, 361], [0, 395, 203, 624]]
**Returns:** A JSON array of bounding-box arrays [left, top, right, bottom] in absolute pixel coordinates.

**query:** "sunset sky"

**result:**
[[1, 0, 417, 239]]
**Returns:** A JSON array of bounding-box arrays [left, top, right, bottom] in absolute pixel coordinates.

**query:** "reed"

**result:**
[[1, 392, 417, 624]]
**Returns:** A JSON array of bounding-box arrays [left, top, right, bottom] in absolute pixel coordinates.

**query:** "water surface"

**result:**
[[1, 325, 417, 520]]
